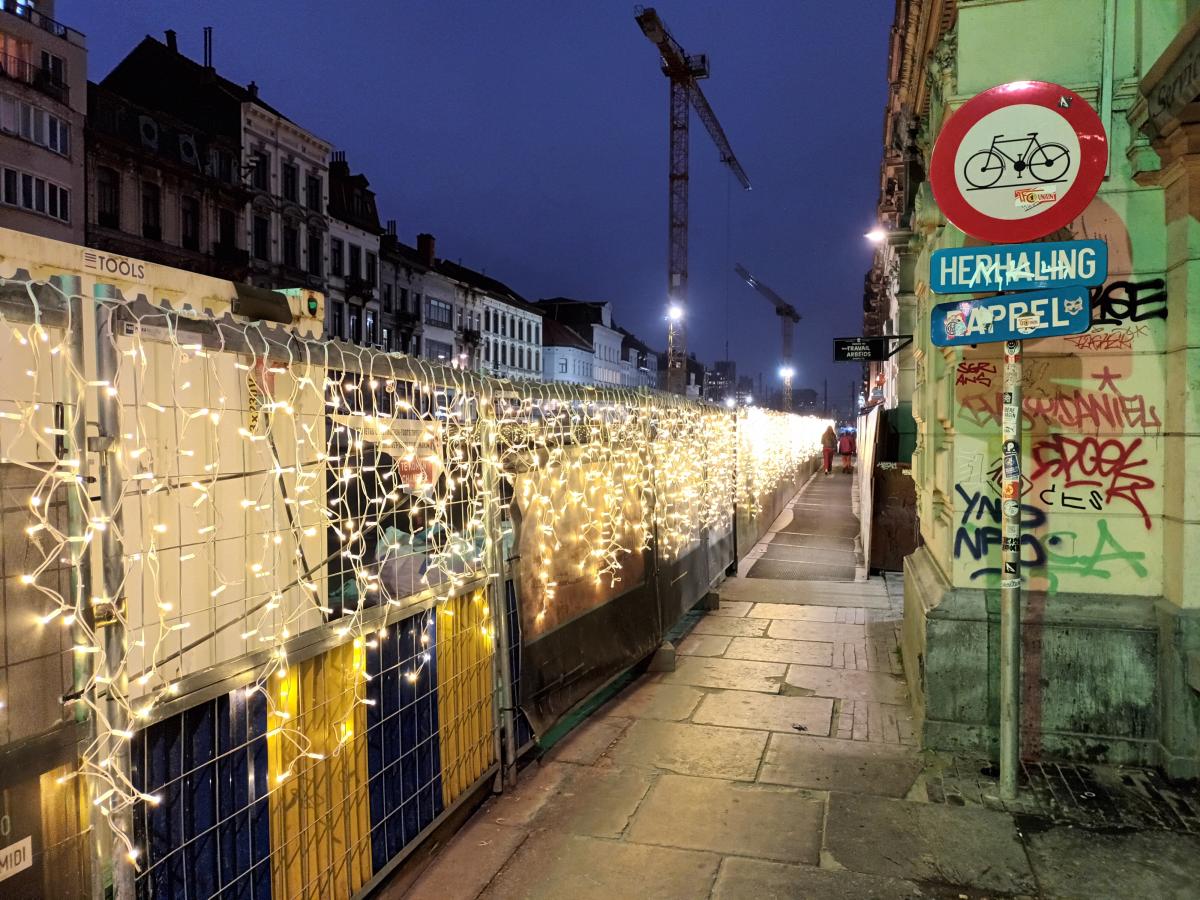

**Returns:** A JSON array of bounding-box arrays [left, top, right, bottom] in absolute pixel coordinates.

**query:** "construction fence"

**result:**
[[0, 239, 826, 899]]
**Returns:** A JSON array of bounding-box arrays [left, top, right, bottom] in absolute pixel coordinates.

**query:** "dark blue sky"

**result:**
[[68, 1, 891, 400]]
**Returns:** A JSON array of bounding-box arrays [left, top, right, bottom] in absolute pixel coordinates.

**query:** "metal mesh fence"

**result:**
[[0, 250, 826, 898]]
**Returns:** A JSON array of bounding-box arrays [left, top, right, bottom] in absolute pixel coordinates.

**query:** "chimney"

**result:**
[[165, 29, 178, 51], [417, 233, 436, 267], [330, 150, 349, 177], [247, 80, 258, 99], [202, 26, 213, 68], [386, 219, 397, 237]]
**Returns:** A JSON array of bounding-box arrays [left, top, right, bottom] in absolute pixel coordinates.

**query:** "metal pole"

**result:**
[[480, 391, 518, 787], [93, 284, 135, 898], [999, 339, 1023, 800]]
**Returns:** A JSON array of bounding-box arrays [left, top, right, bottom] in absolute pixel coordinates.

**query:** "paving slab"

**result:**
[[402, 819, 528, 900], [628, 774, 823, 864], [711, 856, 928, 900], [785, 664, 908, 704], [527, 765, 654, 839], [692, 690, 834, 736], [824, 793, 1036, 894], [484, 761, 571, 827], [720, 577, 890, 609], [747, 602, 843, 622], [546, 716, 632, 765], [1024, 826, 1200, 900], [692, 615, 769, 637], [651, 655, 786, 693], [481, 832, 719, 900], [605, 718, 768, 780], [676, 632, 733, 657], [759, 734, 921, 797], [710, 599, 752, 617], [725, 636, 835, 667], [598, 681, 705, 722], [768, 619, 875, 643]]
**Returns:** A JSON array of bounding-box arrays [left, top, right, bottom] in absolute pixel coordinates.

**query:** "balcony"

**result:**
[[345, 274, 376, 302], [0, 53, 69, 104], [0, 1, 85, 47], [459, 328, 482, 346], [213, 242, 250, 268]]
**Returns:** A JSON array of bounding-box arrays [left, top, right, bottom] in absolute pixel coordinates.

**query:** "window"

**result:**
[[348, 244, 361, 279], [252, 215, 269, 260], [330, 237, 344, 276], [46, 113, 67, 154], [141, 182, 161, 239], [40, 50, 65, 87], [484, 341, 491, 363], [348, 306, 362, 344], [365, 308, 377, 345], [425, 297, 453, 328], [281, 163, 298, 202], [97, 166, 119, 229], [218, 208, 236, 248], [518, 320, 525, 342], [365, 251, 377, 286], [329, 300, 344, 340], [0, 167, 64, 222], [518, 347, 525, 369], [382, 283, 392, 312], [305, 174, 322, 212], [381, 326, 392, 351], [558, 357, 567, 374], [399, 287, 409, 313], [425, 339, 452, 362], [282, 223, 299, 268], [251, 152, 268, 190], [307, 232, 322, 276], [535, 350, 540, 370], [501, 315, 508, 338], [535, 324, 540, 344], [181, 196, 199, 250], [501, 343, 508, 366], [214, 150, 235, 184]]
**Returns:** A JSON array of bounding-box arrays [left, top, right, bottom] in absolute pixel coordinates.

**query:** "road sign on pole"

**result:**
[[930, 239, 1107, 294], [927, 81, 1107, 803], [929, 82, 1108, 244], [930, 286, 1090, 347]]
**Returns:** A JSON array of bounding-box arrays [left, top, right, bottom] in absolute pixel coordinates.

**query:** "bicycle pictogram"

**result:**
[[962, 132, 1071, 190]]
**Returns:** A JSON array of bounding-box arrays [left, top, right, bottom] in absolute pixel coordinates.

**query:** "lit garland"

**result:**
[[0, 275, 825, 868]]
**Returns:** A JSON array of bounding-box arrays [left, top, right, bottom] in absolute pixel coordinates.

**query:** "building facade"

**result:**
[[438, 258, 540, 380], [324, 151, 381, 346], [538, 298, 625, 388], [876, 0, 1200, 776], [542, 318, 593, 385], [0, 0, 85, 243]]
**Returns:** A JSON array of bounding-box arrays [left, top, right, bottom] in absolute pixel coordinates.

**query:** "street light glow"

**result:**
[[779, 366, 795, 379], [865, 227, 887, 243], [667, 304, 684, 322], [724, 397, 736, 409]]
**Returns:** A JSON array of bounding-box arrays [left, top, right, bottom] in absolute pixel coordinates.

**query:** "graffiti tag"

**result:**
[[1028, 435, 1154, 528], [1089, 278, 1167, 326], [1064, 324, 1149, 351], [956, 361, 997, 387]]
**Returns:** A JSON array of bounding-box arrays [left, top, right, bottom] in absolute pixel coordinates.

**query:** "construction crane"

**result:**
[[735, 263, 801, 411], [635, 6, 751, 394]]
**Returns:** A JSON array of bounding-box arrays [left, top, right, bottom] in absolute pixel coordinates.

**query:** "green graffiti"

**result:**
[[1042, 519, 1147, 588]]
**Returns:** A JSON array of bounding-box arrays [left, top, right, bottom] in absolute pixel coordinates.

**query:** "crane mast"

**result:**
[[735, 263, 802, 411], [636, 6, 750, 393]]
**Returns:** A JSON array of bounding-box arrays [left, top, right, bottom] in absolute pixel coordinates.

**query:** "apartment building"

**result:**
[[324, 151, 381, 345]]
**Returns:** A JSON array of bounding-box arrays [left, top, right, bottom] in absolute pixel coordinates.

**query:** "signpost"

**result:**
[[833, 335, 912, 362], [928, 81, 1108, 800]]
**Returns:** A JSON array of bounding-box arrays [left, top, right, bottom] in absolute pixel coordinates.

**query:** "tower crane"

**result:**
[[635, 6, 751, 394], [735, 263, 801, 411]]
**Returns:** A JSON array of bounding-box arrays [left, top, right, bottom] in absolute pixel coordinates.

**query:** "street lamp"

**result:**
[[667, 304, 684, 322], [865, 227, 887, 243], [724, 397, 736, 409], [778, 366, 795, 412]]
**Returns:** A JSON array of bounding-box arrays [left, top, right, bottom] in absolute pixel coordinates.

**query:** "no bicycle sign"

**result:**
[[929, 81, 1108, 243]]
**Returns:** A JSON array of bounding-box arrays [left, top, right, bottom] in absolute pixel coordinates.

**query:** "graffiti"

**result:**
[[953, 485, 1148, 586], [960, 389, 1162, 431], [1037, 484, 1105, 511], [956, 361, 997, 387], [1064, 324, 1149, 351], [1028, 435, 1154, 528], [1089, 278, 1167, 326]]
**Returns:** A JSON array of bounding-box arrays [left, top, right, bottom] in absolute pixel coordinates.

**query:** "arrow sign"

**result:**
[[930, 239, 1107, 294], [931, 286, 1090, 347]]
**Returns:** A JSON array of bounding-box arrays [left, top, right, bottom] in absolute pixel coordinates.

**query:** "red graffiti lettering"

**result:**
[[956, 361, 997, 387], [960, 390, 1162, 432], [1064, 324, 1149, 351], [1029, 436, 1154, 528]]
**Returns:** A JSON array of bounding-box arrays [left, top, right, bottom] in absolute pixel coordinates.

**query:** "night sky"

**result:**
[[67, 1, 891, 404]]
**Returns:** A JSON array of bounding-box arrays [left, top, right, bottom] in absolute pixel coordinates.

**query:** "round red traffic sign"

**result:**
[[929, 81, 1107, 243]]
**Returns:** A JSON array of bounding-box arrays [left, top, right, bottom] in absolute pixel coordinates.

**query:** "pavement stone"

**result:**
[[710, 599, 753, 617], [604, 718, 768, 780], [692, 615, 769, 637], [628, 773, 824, 863], [711, 856, 928, 900], [676, 632, 733, 657], [747, 602, 843, 621], [768, 619, 875, 643], [692, 689, 834, 736], [725, 635, 835, 667], [546, 716, 632, 765], [1024, 826, 1200, 900], [402, 819, 527, 900], [651, 654, 786, 693], [525, 765, 654, 839], [483, 761, 571, 827], [759, 734, 921, 797], [785, 663, 908, 704], [824, 792, 1037, 894], [481, 832, 719, 900], [597, 681, 705, 722], [719, 577, 890, 609]]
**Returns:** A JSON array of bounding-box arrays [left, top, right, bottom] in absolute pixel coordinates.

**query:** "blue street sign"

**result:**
[[931, 286, 1091, 347], [930, 239, 1107, 294]]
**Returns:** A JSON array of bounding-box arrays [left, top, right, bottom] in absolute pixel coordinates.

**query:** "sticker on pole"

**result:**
[[930, 82, 1108, 243]]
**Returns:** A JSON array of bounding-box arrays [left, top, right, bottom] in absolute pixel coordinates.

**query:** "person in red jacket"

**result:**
[[838, 430, 857, 473], [821, 426, 837, 475]]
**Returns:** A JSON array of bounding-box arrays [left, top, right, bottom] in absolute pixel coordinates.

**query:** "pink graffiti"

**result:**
[[1065, 324, 1148, 351], [1029, 435, 1155, 529]]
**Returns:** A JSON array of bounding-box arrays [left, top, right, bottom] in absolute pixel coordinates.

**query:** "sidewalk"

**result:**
[[389, 470, 1200, 899]]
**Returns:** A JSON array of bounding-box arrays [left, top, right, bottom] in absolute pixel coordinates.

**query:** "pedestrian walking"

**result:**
[[821, 425, 837, 475], [838, 430, 856, 474]]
